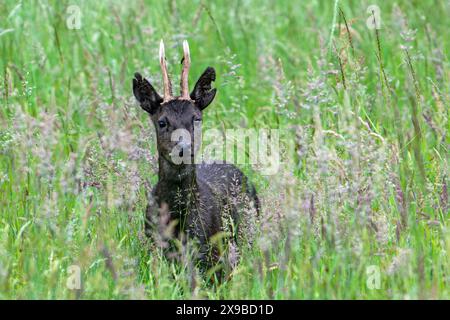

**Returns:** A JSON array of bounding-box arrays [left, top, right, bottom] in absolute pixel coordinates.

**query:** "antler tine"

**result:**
[[159, 39, 173, 102], [180, 40, 192, 100]]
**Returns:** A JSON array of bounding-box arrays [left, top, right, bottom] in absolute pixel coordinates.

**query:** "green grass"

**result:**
[[0, 0, 448, 299]]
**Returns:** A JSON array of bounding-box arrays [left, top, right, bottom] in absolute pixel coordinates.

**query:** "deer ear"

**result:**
[[133, 72, 163, 115], [190, 67, 217, 110]]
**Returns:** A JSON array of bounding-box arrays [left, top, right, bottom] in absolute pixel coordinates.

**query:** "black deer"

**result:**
[[132, 40, 259, 274]]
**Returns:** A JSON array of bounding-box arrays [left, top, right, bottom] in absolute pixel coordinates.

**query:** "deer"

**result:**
[[132, 40, 259, 275]]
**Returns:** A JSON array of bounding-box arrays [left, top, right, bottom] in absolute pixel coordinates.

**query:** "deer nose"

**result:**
[[177, 141, 191, 157]]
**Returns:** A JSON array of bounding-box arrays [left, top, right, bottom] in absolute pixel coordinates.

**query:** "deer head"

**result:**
[[133, 40, 217, 165]]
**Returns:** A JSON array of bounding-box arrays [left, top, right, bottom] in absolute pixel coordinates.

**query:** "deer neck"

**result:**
[[157, 155, 198, 223], [158, 155, 197, 188]]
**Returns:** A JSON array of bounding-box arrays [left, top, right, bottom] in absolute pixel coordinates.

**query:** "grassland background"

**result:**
[[0, 0, 448, 299]]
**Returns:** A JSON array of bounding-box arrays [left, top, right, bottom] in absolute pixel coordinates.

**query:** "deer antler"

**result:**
[[180, 40, 192, 101], [159, 39, 173, 103]]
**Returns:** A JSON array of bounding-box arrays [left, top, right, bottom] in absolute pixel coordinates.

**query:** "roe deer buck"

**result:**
[[132, 40, 259, 273]]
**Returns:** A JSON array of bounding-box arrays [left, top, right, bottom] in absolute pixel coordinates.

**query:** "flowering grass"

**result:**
[[0, 0, 448, 299]]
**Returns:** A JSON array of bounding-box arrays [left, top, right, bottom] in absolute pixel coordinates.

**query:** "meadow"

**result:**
[[0, 0, 448, 299]]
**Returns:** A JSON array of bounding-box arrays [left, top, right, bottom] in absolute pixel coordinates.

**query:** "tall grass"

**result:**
[[0, 0, 448, 299]]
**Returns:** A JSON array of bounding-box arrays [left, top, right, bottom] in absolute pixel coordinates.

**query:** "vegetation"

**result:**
[[0, 0, 448, 299]]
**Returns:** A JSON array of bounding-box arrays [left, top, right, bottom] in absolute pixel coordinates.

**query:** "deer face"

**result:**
[[150, 99, 202, 164], [133, 40, 216, 165]]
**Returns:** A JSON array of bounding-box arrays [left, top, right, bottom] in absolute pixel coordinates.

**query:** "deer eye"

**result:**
[[158, 119, 167, 128]]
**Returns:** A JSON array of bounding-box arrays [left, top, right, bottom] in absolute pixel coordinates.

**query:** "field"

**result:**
[[0, 0, 448, 299]]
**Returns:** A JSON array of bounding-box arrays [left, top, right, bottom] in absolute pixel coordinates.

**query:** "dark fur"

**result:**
[[133, 67, 259, 270]]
